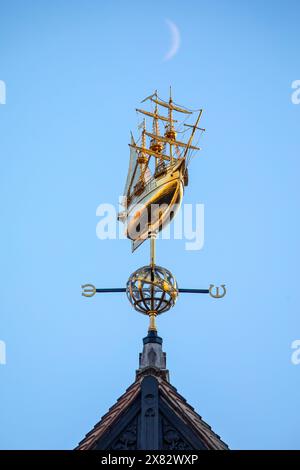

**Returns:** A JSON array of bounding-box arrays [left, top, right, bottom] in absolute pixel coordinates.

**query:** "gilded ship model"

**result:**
[[118, 89, 205, 251], [82, 89, 226, 335]]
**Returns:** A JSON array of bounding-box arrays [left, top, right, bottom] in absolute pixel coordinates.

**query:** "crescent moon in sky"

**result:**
[[164, 19, 180, 61]]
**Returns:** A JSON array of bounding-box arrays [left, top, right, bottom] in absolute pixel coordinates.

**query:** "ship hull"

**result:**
[[124, 159, 185, 245]]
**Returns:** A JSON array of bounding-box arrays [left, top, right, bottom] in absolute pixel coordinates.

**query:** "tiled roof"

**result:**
[[75, 372, 228, 450], [158, 379, 228, 450]]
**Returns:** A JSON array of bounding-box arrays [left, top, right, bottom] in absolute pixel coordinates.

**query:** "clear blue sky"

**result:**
[[0, 0, 300, 450]]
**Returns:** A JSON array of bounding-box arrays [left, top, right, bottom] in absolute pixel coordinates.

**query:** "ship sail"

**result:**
[[144, 131, 200, 151], [150, 97, 192, 114], [129, 144, 171, 161], [123, 135, 153, 205], [136, 108, 177, 123], [123, 134, 140, 202]]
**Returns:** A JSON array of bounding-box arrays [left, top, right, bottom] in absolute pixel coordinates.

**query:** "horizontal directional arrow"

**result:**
[[84, 287, 210, 295], [82, 285, 226, 298], [178, 288, 209, 294], [95, 288, 210, 294], [96, 288, 126, 293]]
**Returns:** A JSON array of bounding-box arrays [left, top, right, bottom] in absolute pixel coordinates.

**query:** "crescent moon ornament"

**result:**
[[164, 19, 180, 61]]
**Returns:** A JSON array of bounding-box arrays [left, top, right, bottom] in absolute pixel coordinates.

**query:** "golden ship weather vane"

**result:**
[[82, 88, 226, 333]]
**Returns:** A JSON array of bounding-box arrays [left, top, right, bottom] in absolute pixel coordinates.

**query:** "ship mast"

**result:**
[[167, 86, 174, 163], [149, 91, 163, 172], [182, 109, 203, 160], [133, 120, 148, 196], [149, 88, 193, 164], [153, 102, 159, 171], [129, 90, 203, 199]]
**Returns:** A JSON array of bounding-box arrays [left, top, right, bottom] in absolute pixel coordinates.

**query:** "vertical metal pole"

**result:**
[[148, 311, 157, 332], [150, 233, 156, 269], [149, 229, 157, 332]]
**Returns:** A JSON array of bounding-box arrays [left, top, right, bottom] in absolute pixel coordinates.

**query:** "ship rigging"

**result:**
[[118, 89, 205, 251]]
